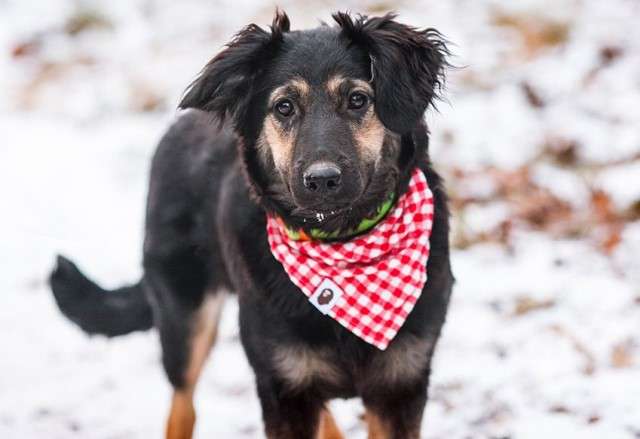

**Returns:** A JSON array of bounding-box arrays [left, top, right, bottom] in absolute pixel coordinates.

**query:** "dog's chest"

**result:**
[[271, 334, 435, 393]]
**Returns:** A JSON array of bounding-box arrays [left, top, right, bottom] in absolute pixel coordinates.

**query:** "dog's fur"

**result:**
[[50, 11, 454, 439]]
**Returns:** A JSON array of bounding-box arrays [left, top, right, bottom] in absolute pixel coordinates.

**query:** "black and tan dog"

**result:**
[[50, 11, 454, 439]]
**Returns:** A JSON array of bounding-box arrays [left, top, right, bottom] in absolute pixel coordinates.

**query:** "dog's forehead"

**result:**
[[268, 28, 370, 88]]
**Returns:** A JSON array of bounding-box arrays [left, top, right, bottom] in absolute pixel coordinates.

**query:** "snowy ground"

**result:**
[[1, 0, 639, 437]]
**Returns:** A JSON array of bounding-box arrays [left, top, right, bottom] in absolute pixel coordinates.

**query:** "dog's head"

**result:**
[[180, 11, 448, 234]]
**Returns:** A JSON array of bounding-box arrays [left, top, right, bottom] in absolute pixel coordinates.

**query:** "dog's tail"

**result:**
[[49, 255, 153, 336]]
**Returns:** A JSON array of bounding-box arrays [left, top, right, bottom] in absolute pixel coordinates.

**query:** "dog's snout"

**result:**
[[303, 162, 342, 193], [291, 158, 361, 208]]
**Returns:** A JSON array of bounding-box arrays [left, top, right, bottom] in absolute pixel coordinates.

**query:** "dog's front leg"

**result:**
[[256, 381, 327, 439], [362, 384, 428, 439]]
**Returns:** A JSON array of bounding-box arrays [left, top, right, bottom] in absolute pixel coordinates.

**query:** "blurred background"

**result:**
[[1, 0, 639, 437]]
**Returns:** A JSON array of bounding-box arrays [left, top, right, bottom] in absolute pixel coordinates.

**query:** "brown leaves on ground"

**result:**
[[509, 175, 573, 229], [589, 189, 626, 255], [11, 37, 42, 59], [128, 81, 167, 113], [492, 11, 569, 58], [542, 138, 579, 167], [449, 137, 640, 255], [8, 8, 167, 113], [546, 329, 637, 375], [549, 324, 596, 376], [513, 296, 556, 316], [610, 339, 636, 369], [15, 57, 96, 109], [599, 46, 624, 66], [364, 1, 402, 14], [450, 165, 575, 249], [10, 8, 167, 112], [584, 45, 625, 86], [626, 200, 640, 222], [64, 10, 113, 36], [521, 81, 545, 109]]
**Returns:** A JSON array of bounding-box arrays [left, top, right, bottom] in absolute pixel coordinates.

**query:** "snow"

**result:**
[[1, 0, 639, 437]]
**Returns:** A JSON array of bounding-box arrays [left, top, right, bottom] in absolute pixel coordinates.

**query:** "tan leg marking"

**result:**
[[317, 409, 345, 439], [365, 409, 391, 439], [166, 391, 196, 439], [166, 293, 226, 439]]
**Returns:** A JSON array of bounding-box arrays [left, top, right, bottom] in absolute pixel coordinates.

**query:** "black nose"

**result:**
[[303, 162, 342, 193]]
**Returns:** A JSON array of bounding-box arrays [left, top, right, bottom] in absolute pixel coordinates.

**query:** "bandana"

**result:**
[[266, 168, 434, 350]]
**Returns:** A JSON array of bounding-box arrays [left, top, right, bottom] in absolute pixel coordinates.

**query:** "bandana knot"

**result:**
[[266, 168, 434, 350]]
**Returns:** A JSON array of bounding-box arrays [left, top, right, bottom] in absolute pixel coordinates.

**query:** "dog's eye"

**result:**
[[348, 92, 368, 110], [274, 99, 294, 117]]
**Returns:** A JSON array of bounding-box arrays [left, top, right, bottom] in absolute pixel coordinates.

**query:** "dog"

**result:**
[[50, 10, 453, 439]]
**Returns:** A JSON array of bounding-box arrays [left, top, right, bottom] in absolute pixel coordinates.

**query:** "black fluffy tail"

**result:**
[[49, 255, 153, 336]]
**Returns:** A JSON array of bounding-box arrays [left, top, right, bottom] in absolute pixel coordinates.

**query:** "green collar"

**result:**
[[283, 193, 395, 241]]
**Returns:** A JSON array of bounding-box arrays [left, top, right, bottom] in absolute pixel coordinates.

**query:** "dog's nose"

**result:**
[[303, 162, 342, 193]]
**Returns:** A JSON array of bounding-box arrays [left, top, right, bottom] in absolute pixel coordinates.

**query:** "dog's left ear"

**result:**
[[179, 10, 290, 124], [333, 12, 449, 134]]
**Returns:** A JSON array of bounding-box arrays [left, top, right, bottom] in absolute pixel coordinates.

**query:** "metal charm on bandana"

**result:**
[[266, 168, 434, 350]]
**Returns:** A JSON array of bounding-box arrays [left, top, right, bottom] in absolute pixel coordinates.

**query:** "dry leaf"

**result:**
[[492, 166, 531, 197], [365, 1, 400, 14], [543, 138, 580, 167], [513, 296, 556, 316], [549, 324, 596, 375], [65, 10, 112, 36], [625, 199, 640, 221], [492, 12, 569, 57], [590, 189, 617, 223], [549, 405, 572, 414], [611, 339, 635, 368], [456, 70, 496, 91], [521, 81, 545, 108], [17, 57, 96, 110], [585, 46, 625, 85], [587, 414, 601, 424], [11, 38, 41, 59], [599, 46, 623, 67], [514, 188, 573, 228], [599, 225, 623, 255]]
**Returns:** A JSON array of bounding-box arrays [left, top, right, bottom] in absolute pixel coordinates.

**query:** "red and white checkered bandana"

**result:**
[[266, 168, 434, 350]]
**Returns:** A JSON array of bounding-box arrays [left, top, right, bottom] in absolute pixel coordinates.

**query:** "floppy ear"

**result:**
[[179, 10, 290, 123], [333, 12, 449, 134]]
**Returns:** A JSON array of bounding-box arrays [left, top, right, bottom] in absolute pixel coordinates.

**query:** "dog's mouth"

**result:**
[[291, 203, 353, 224], [286, 166, 392, 227], [267, 162, 398, 234], [285, 176, 363, 224]]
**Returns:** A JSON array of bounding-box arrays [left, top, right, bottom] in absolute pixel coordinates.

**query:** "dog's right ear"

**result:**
[[179, 10, 290, 123]]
